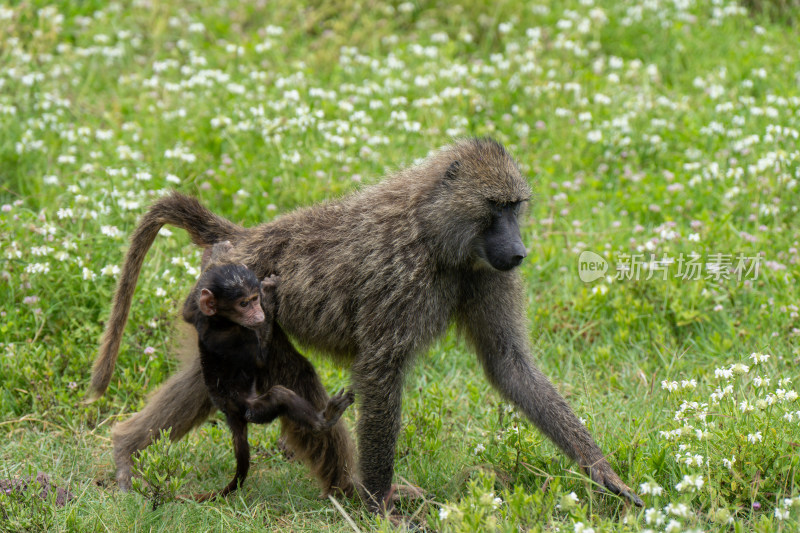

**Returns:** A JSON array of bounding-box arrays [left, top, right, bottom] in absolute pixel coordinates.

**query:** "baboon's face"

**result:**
[[422, 139, 532, 270], [197, 265, 266, 327], [223, 289, 265, 328], [476, 200, 528, 271]]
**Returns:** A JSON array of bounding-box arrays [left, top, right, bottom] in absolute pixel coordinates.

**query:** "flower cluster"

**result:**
[[654, 352, 800, 528]]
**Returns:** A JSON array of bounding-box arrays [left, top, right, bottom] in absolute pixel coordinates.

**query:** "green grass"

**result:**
[[1, 0, 800, 530]]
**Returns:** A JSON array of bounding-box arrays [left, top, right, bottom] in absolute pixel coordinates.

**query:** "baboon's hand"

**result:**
[[322, 389, 355, 428], [259, 275, 279, 318], [260, 274, 279, 291], [588, 460, 644, 507], [244, 389, 268, 422]]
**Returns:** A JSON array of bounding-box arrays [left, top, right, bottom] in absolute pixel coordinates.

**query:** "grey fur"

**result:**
[[91, 138, 642, 510]]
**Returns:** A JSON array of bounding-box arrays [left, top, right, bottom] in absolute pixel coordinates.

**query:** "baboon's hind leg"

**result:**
[[271, 339, 356, 496], [280, 414, 356, 497], [112, 356, 215, 490]]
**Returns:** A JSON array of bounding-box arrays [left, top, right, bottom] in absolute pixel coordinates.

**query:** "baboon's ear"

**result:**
[[200, 247, 213, 271], [445, 160, 460, 181], [198, 288, 217, 316]]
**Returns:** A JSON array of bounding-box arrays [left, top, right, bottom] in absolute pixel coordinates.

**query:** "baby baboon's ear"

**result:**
[[198, 288, 217, 316]]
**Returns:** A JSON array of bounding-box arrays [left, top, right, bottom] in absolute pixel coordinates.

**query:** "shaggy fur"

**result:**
[[183, 250, 354, 501], [91, 138, 642, 509]]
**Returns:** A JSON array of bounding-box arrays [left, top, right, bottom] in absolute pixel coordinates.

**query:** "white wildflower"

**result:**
[[645, 507, 666, 526], [101, 264, 121, 277], [714, 367, 733, 379], [731, 363, 749, 375], [675, 474, 704, 492], [25, 262, 51, 274], [639, 481, 664, 496], [558, 491, 579, 510], [101, 225, 121, 237], [666, 502, 691, 518], [662, 380, 679, 392]]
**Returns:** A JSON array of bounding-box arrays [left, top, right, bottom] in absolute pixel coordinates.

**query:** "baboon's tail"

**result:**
[[88, 192, 244, 399]]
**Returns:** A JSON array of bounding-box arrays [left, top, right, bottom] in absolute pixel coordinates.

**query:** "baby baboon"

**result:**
[[184, 244, 354, 500], [91, 138, 643, 510], [109, 262, 356, 500]]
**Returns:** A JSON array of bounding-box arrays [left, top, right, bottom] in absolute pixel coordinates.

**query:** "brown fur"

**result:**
[[184, 254, 354, 501], [91, 138, 642, 509]]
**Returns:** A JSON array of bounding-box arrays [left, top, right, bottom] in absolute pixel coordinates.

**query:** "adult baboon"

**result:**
[[91, 138, 643, 509]]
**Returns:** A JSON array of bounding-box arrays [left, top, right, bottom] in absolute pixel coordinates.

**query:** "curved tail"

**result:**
[[89, 192, 244, 399]]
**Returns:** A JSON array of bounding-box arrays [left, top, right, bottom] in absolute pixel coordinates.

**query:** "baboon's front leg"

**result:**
[[352, 352, 406, 513], [460, 274, 644, 506]]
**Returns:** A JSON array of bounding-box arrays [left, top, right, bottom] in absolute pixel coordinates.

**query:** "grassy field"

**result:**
[[1, 0, 800, 531]]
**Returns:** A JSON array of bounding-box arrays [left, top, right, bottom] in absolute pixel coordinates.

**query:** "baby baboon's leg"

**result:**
[[321, 389, 355, 428], [247, 385, 325, 429], [219, 416, 250, 498], [193, 415, 250, 502], [112, 356, 214, 490], [248, 386, 353, 431]]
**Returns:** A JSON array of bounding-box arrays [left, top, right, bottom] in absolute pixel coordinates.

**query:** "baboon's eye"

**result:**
[[239, 299, 249, 308], [488, 201, 504, 216], [488, 201, 523, 219]]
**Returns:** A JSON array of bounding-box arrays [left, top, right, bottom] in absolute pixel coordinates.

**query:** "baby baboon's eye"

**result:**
[[239, 300, 249, 308]]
